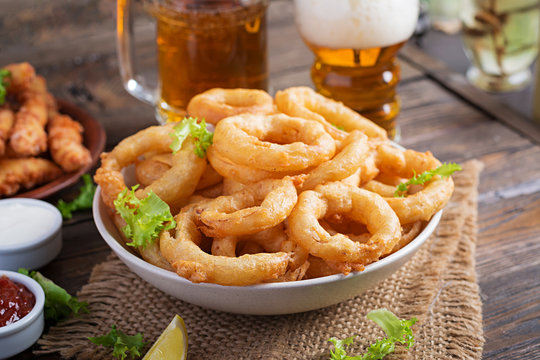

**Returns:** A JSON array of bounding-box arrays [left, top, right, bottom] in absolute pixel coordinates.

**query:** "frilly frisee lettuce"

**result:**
[[89, 324, 146, 360], [18, 268, 89, 322], [328, 309, 417, 360], [394, 162, 462, 197], [0, 69, 10, 105], [113, 186, 176, 248], [169, 116, 213, 158]]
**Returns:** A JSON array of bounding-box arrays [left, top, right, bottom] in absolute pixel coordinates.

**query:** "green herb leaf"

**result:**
[[169, 116, 213, 158], [328, 336, 364, 360], [56, 174, 97, 219], [394, 162, 462, 197], [332, 123, 346, 131], [18, 268, 88, 322], [0, 69, 11, 105], [113, 186, 176, 248], [89, 325, 145, 360], [327, 309, 417, 360]]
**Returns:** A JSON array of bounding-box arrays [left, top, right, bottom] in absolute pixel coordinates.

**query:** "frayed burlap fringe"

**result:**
[[36, 160, 484, 360]]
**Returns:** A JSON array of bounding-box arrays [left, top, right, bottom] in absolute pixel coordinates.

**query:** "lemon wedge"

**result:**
[[143, 314, 188, 360]]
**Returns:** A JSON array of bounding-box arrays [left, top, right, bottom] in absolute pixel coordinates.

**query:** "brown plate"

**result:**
[[13, 99, 106, 199]]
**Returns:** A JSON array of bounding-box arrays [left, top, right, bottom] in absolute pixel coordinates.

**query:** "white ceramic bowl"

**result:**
[[0, 199, 62, 271], [0, 270, 45, 359], [93, 186, 441, 315]]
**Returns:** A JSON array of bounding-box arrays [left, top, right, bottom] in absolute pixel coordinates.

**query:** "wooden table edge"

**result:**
[[400, 44, 540, 145]]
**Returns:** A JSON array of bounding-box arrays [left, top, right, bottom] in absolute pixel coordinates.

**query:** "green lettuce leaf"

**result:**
[[0, 69, 10, 105], [328, 309, 417, 360], [56, 174, 97, 219], [169, 116, 213, 157], [113, 186, 176, 248], [18, 268, 88, 322], [394, 162, 462, 197]]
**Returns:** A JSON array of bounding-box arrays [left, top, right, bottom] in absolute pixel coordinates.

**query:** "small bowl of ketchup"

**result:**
[[0, 270, 45, 359]]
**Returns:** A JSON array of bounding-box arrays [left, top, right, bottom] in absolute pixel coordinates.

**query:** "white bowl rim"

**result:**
[[0, 198, 62, 253], [0, 270, 45, 336], [93, 186, 442, 291]]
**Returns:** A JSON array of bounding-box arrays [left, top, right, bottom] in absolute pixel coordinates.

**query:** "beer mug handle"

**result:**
[[116, 0, 156, 105]]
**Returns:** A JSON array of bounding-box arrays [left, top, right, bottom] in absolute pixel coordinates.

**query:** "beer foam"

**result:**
[[294, 0, 419, 49]]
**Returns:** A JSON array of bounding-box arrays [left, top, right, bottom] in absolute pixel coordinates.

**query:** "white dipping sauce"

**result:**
[[0, 202, 58, 246]]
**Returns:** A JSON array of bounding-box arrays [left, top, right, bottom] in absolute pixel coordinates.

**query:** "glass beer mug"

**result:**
[[117, 0, 269, 123], [294, 0, 419, 139]]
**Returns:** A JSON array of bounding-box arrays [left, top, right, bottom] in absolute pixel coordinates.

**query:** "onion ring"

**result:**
[[159, 204, 291, 286], [389, 221, 424, 254], [94, 124, 206, 211], [288, 182, 401, 264], [136, 153, 223, 191], [196, 161, 223, 190], [275, 86, 387, 141], [196, 177, 298, 237], [135, 153, 173, 188], [187, 88, 275, 125], [301, 130, 369, 191], [207, 147, 306, 184], [211, 224, 287, 257], [384, 177, 454, 224], [111, 212, 173, 271], [369, 148, 453, 224], [211, 113, 336, 172], [362, 180, 397, 197], [304, 255, 339, 279], [222, 177, 247, 195]]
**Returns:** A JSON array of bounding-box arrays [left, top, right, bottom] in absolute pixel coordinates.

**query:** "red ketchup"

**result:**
[[0, 275, 36, 327]]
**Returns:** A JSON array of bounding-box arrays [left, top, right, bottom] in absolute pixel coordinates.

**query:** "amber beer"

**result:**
[[146, 0, 268, 121], [294, 0, 418, 139]]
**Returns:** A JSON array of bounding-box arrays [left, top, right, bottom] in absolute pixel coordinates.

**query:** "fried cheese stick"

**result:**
[[47, 113, 91, 172], [3, 62, 35, 93], [8, 76, 49, 156], [0, 158, 62, 197], [0, 106, 14, 156]]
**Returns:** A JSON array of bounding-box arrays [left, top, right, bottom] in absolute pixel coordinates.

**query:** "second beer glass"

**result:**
[[294, 0, 418, 139]]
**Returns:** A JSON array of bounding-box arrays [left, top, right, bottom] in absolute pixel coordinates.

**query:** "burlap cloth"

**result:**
[[36, 160, 484, 359]]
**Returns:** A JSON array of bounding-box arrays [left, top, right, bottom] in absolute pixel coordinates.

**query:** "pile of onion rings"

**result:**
[[96, 87, 455, 286]]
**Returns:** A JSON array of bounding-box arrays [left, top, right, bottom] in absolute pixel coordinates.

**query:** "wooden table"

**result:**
[[3, 1, 539, 359]]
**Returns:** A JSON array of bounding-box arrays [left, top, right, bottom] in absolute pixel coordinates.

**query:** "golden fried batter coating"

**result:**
[[0, 158, 62, 196], [9, 76, 49, 156], [0, 106, 15, 156], [48, 113, 91, 172]]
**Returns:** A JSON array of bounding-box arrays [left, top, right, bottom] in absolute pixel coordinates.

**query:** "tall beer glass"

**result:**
[[294, 0, 419, 139], [118, 0, 268, 124]]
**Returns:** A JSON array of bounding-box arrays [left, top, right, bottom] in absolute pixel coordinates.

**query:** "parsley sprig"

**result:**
[[0, 69, 11, 105], [328, 309, 417, 360], [394, 163, 461, 197], [18, 268, 88, 322], [113, 186, 176, 248], [56, 174, 96, 219], [169, 116, 213, 158], [89, 325, 145, 360]]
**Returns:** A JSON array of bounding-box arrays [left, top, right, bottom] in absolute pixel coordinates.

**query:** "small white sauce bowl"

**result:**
[[0, 199, 62, 271], [0, 270, 45, 359]]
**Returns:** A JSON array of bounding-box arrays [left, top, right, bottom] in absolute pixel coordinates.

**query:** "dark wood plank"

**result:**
[[477, 193, 540, 359], [2, 1, 539, 359], [394, 77, 540, 359], [399, 44, 540, 144]]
